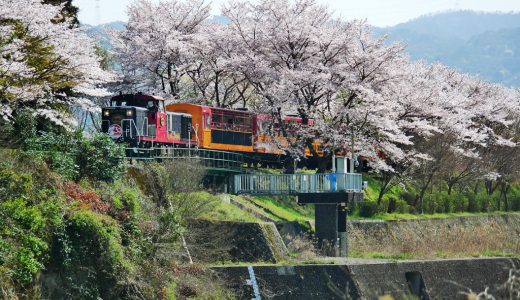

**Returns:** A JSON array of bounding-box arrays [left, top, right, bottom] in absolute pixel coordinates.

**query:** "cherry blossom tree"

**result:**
[[185, 22, 254, 107], [222, 0, 437, 168], [0, 0, 113, 128], [111, 0, 210, 98]]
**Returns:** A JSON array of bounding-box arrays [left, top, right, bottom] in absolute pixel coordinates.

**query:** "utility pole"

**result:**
[[95, 0, 101, 24]]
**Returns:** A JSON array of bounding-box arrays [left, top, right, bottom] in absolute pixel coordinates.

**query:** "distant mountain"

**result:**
[[375, 11, 520, 86], [377, 10, 520, 40], [83, 21, 126, 49]]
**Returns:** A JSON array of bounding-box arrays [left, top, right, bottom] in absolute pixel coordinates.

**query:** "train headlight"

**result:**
[[103, 110, 110, 117], [126, 109, 133, 117]]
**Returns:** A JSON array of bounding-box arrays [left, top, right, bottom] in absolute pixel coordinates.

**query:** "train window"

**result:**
[[205, 115, 211, 128], [111, 100, 126, 107], [257, 120, 264, 133], [212, 114, 223, 124]]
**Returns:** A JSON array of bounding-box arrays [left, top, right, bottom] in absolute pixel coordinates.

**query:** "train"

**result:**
[[100, 93, 370, 171], [101, 93, 322, 164]]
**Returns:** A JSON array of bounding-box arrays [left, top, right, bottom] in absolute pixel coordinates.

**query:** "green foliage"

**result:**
[[247, 195, 313, 222], [26, 131, 80, 180], [46, 209, 127, 299], [0, 164, 63, 288], [100, 180, 143, 250], [358, 201, 378, 218], [95, 45, 114, 71], [200, 197, 262, 223], [23, 129, 125, 182], [400, 191, 417, 207], [76, 133, 126, 182]]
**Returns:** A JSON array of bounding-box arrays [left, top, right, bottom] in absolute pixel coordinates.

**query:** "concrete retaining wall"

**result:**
[[215, 257, 519, 299], [347, 214, 520, 257], [349, 213, 520, 234], [185, 220, 288, 263]]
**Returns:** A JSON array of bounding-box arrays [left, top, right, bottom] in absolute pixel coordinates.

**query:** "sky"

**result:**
[[74, 0, 520, 27]]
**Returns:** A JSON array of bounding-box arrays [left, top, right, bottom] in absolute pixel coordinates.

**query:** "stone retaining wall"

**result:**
[[215, 257, 519, 299]]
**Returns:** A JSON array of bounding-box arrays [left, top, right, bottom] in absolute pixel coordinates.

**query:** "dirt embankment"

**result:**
[[348, 214, 520, 258]]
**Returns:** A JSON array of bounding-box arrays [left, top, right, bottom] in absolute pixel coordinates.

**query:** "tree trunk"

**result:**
[[447, 180, 455, 195], [500, 182, 510, 211], [418, 171, 436, 214], [473, 180, 479, 195], [377, 171, 394, 205]]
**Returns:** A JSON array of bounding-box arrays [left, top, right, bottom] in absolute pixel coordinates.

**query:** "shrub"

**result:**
[[399, 191, 416, 207], [511, 195, 520, 211], [386, 197, 396, 213], [24, 131, 81, 181], [359, 201, 378, 218], [476, 193, 496, 212], [45, 210, 127, 299], [99, 180, 144, 249], [62, 181, 110, 214], [451, 193, 468, 212], [76, 133, 125, 182], [466, 193, 479, 212], [130, 160, 215, 222], [423, 193, 441, 214], [393, 199, 411, 213], [0, 167, 63, 287], [24, 131, 125, 182]]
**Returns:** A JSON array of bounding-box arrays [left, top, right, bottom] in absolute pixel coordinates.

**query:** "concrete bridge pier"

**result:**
[[314, 203, 348, 256], [298, 192, 354, 256]]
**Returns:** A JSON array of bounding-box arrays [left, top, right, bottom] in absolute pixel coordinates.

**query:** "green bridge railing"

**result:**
[[233, 173, 363, 195], [125, 147, 245, 173]]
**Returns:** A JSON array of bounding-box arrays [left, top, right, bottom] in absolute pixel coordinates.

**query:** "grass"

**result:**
[[199, 198, 262, 223], [245, 195, 313, 223], [349, 251, 413, 260], [350, 211, 520, 221], [361, 173, 409, 204]]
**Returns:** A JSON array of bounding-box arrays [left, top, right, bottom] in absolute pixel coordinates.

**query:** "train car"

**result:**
[[166, 103, 255, 152], [255, 114, 323, 157], [101, 93, 194, 147], [166, 102, 322, 159]]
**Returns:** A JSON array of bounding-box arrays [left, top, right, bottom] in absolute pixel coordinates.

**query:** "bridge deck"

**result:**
[[233, 173, 362, 195], [125, 147, 245, 173]]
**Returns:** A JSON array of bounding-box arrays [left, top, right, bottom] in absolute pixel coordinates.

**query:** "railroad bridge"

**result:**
[[233, 157, 363, 256], [126, 148, 364, 256]]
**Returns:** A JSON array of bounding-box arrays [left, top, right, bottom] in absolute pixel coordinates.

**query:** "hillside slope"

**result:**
[[374, 11, 520, 86]]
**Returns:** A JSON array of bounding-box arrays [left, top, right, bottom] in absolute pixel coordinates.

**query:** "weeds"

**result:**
[[348, 216, 520, 259]]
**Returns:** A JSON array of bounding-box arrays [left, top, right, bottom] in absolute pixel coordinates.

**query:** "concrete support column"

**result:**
[[315, 204, 338, 256]]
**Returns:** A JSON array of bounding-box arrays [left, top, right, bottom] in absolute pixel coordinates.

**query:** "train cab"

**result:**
[[101, 93, 193, 147]]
